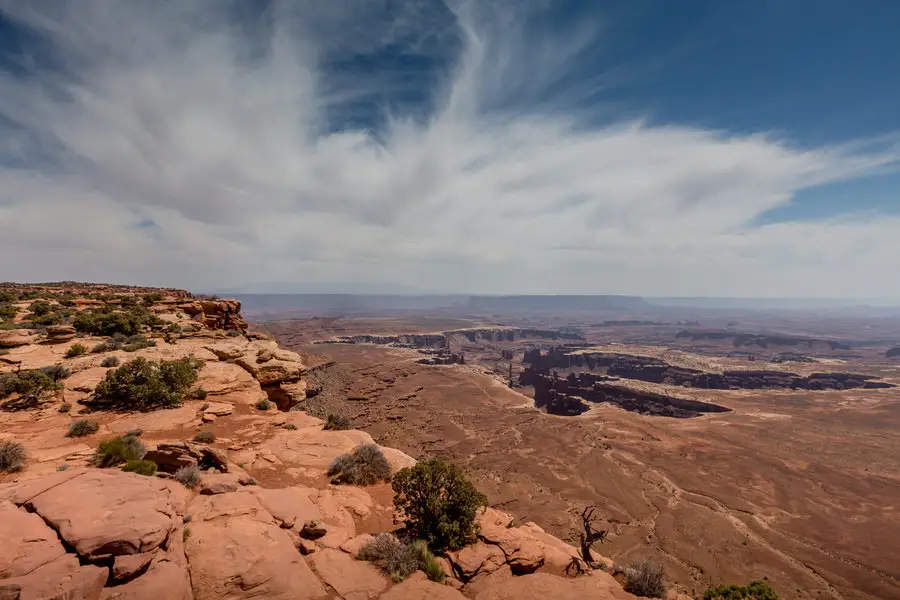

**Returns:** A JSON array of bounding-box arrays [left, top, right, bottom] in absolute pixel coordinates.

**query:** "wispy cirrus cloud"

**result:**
[[0, 0, 898, 296]]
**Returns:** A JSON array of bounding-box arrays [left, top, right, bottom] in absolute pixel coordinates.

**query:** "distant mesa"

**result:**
[[523, 347, 893, 392], [887, 347, 900, 358], [520, 368, 731, 418], [675, 328, 851, 350], [319, 327, 585, 348]]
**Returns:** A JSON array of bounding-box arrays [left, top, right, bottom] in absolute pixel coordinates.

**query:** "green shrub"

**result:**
[[174, 463, 201, 488], [93, 434, 147, 468], [122, 459, 158, 476], [623, 559, 667, 598], [142, 293, 164, 306], [65, 343, 87, 358], [66, 419, 99, 437], [0, 440, 26, 472], [0, 303, 19, 320], [0, 369, 62, 407], [193, 431, 216, 444], [392, 459, 487, 551], [255, 398, 272, 411], [191, 387, 208, 400], [101, 356, 120, 368], [58, 402, 71, 413], [324, 413, 351, 430], [284, 423, 298, 430], [28, 311, 67, 326], [91, 356, 201, 411], [328, 444, 391, 486], [73, 306, 162, 336], [703, 580, 779, 600], [28, 300, 52, 317]]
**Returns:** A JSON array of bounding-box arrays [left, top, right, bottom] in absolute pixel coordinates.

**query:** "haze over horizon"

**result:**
[[1, 1, 898, 297]]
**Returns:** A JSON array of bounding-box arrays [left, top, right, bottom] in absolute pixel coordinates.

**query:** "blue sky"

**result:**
[[0, 1, 898, 296]]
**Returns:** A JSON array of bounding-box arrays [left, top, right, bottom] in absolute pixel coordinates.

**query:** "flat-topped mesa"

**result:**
[[520, 368, 731, 417], [523, 348, 894, 391], [675, 328, 852, 351]]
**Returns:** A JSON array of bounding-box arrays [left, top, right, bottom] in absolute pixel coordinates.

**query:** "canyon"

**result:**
[[259, 307, 900, 600]]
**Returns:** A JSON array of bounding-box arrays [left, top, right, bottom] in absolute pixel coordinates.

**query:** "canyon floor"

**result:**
[[259, 316, 900, 600]]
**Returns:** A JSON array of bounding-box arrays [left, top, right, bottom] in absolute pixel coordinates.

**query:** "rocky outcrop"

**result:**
[[417, 349, 465, 365], [0, 330, 36, 348], [177, 299, 247, 332], [42, 325, 77, 344], [0, 444, 636, 600]]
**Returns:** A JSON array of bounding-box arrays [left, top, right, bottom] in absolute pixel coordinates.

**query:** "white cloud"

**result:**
[[0, 0, 898, 296]]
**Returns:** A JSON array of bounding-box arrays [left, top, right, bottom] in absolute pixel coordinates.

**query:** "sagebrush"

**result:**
[[327, 444, 391, 485], [0, 440, 26, 472], [193, 431, 216, 444], [359, 534, 445, 583], [623, 558, 667, 598], [174, 463, 201, 488], [66, 419, 99, 437], [324, 413, 351, 430]]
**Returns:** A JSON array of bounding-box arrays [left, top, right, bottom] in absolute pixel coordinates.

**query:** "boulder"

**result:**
[[300, 520, 328, 540], [111, 552, 156, 582], [143, 442, 228, 474], [0, 330, 35, 348], [308, 549, 388, 600], [43, 325, 77, 343], [450, 542, 506, 580], [201, 402, 233, 417]]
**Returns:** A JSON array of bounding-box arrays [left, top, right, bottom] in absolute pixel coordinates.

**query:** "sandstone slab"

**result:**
[[379, 573, 468, 600], [23, 470, 181, 560], [309, 548, 388, 600], [185, 493, 327, 600]]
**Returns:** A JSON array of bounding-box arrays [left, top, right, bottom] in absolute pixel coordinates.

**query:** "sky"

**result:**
[[0, 0, 899, 297]]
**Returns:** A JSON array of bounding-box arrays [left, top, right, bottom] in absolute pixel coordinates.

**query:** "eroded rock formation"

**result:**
[[521, 369, 731, 417], [524, 348, 893, 391]]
